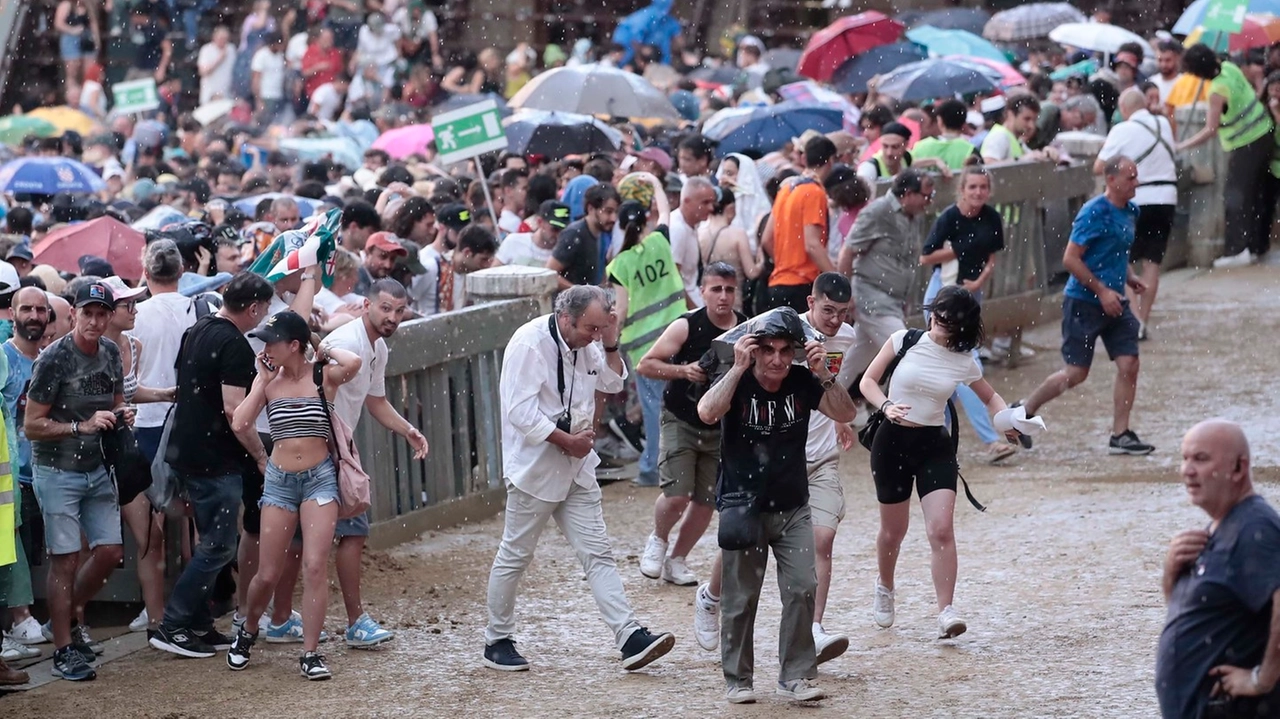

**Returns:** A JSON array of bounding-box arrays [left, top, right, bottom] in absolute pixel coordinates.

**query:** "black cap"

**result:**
[[74, 281, 116, 310], [437, 203, 472, 231], [882, 121, 912, 140], [824, 163, 859, 190], [78, 254, 114, 278], [538, 200, 571, 230], [618, 200, 647, 230], [248, 310, 311, 346], [6, 244, 32, 263]]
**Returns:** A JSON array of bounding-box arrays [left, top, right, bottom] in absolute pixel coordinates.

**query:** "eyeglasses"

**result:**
[[118, 300, 138, 313]]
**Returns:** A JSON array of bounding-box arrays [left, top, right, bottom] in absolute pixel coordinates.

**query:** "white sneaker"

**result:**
[[129, 608, 149, 633], [661, 556, 698, 586], [7, 616, 47, 645], [639, 534, 667, 579], [1, 635, 40, 661], [874, 579, 895, 628], [726, 685, 756, 704], [693, 583, 719, 651], [811, 623, 849, 664], [938, 605, 967, 639], [1213, 249, 1257, 269], [777, 678, 826, 702]]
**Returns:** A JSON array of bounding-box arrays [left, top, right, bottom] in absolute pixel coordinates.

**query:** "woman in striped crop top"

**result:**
[[231, 310, 361, 680]]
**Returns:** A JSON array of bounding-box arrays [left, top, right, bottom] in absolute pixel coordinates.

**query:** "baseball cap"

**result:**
[[6, 243, 32, 263], [248, 310, 311, 346], [539, 200, 571, 230], [663, 174, 684, 195], [437, 203, 472, 231], [74, 281, 116, 310], [79, 255, 115, 278], [394, 239, 429, 275], [365, 231, 408, 256], [825, 130, 858, 157], [100, 275, 149, 302], [637, 147, 673, 173], [738, 34, 765, 52], [0, 259, 18, 294]]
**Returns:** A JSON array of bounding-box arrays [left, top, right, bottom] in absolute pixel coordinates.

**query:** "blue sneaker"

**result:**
[[265, 613, 329, 644], [344, 614, 395, 648], [52, 646, 96, 681]]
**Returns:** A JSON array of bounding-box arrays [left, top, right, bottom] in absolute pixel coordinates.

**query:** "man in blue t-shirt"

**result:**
[[1017, 156, 1155, 456], [1155, 420, 1280, 719]]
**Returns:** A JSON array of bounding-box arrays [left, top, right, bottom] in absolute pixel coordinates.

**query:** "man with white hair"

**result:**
[[668, 177, 717, 309]]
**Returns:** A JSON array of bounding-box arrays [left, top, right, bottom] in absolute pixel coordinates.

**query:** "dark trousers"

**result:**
[[1224, 132, 1275, 257], [763, 283, 812, 313], [161, 473, 242, 632]]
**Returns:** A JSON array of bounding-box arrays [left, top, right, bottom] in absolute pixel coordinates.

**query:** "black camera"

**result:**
[[555, 410, 573, 434]]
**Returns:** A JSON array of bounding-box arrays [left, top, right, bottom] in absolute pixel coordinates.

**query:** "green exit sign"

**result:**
[[431, 99, 508, 165]]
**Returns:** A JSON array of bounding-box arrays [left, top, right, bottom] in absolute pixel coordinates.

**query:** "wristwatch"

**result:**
[[820, 376, 837, 391], [604, 345, 619, 353], [70, 421, 79, 437]]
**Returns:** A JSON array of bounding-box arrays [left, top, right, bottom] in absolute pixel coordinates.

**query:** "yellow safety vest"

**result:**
[[0, 413, 13, 567]]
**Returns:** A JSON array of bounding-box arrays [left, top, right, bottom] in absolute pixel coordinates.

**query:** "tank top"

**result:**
[[122, 336, 140, 403], [265, 397, 331, 441], [663, 307, 747, 428]]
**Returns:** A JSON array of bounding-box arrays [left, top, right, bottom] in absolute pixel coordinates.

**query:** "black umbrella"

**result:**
[[503, 110, 623, 159], [831, 42, 928, 94]]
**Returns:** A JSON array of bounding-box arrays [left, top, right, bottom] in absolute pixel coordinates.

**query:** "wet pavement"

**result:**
[[2, 265, 1278, 718]]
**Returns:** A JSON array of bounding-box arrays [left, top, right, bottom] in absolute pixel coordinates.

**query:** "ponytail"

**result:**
[[621, 216, 645, 253]]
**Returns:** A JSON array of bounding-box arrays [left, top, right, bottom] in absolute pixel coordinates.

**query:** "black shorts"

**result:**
[[1130, 204, 1176, 264], [241, 432, 274, 536], [869, 421, 957, 505]]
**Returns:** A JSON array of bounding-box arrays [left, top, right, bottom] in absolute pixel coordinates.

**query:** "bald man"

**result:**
[[47, 294, 72, 343], [1156, 420, 1280, 719]]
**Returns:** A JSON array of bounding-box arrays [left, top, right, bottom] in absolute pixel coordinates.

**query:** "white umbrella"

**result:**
[[191, 99, 234, 126], [509, 63, 681, 120], [1048, 23, 1155, 57]]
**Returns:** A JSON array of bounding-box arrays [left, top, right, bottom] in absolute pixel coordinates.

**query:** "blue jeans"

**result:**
[[162, 473, 242, 631], [923, 270, 999, 445], [636, 375, 665, 484]]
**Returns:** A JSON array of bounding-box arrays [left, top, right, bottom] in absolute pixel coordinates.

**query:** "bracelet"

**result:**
[[70, 421, 79, 437], [880, 400, 893, 412], [1252, 666, 1262, 691], [604, 345, 619, 353], [300, 273, 317, 281]]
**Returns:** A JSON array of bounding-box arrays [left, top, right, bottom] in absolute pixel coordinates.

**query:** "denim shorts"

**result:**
[[335, 510, 370, 538], [59, 33, 86, 61], [1061, 296, 1140, 368], [31, 464, 122, 555], [260, 457, 338, 513]]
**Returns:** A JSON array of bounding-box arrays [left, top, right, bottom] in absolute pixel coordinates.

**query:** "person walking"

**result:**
[[1017, 157, 1154, 456], [483, 285, 675, 673], [760, 136, 838, 312], [1096, 89, 1177, 341], [858, 286, 1016, 639], [696, 315, 857, 705], [1156, 419, 1280, 718]]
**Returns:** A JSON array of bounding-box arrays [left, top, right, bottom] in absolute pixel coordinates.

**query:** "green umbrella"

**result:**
[[0, 116, 58, 147]]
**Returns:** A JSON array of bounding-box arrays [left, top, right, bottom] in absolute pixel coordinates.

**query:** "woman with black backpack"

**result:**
[[857, 286, 1017, 641]]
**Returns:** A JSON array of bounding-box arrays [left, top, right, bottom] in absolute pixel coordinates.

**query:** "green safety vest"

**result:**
[[0, 348, 13, 567], [911, 136, 977, 170], [606, 230, 687, 365], [981, 123, 1025, 161], [1213, 62, 1272, 152], [868, 151, 911, 178]]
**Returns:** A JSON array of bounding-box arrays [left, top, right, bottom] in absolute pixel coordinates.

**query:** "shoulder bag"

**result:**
[[857, 329, 925, 450], [313, 362, 371, 520]]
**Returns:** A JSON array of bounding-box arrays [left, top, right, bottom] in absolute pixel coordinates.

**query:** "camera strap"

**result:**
[[547, 314, 577, 411]]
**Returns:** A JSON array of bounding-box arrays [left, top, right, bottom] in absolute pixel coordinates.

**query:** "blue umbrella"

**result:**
[[831, 43, 928, 93], [702, 101, 845, 156], [874, 58, 1002, 102], [233, 194, 321, 219], [1173, 0, 1280, 35], [907, 25, 1008, 63], [0, 157, 104, 194]]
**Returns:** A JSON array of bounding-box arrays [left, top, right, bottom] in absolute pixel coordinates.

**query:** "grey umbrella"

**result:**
[[508, 63, 681, 121]]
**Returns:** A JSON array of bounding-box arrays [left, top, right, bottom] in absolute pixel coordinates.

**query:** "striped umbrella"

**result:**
[[1186, 14, 1280, 52], [983, 2, 1086, 42]]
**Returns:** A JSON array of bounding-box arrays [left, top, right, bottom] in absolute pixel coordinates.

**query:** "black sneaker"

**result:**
[[1009, 401, 1034, 449], [1110, 430, 1155, 456], [71, 624, 103, 655], [482, 638, 530, 672], [149, 625, 216, 658], [51, 646, 96, 681], [620, 627, 675, 671], [195, 628, 233, 651], [226, 627, 256, 670], [299, 651, 332, 681], [70, 642, 97, 665], [608, 417, 646, 454]]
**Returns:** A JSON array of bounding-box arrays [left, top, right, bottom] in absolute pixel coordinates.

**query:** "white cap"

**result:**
[[100, 275, 149, 302], [739, 34, 765, 51], [0, 260, 19, 294], [980, 95, 1006, 114], [965, 110, 985, 127], [103, 159, 126, 181]]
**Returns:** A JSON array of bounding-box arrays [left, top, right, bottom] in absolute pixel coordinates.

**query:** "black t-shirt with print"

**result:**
[[167, 315, 257, 476], [717, 365, 824, 513]]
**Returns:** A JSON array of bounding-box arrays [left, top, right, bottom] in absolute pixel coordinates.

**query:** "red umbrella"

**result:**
[[34, 216, 146, 280], [798, 11, 905, 82]]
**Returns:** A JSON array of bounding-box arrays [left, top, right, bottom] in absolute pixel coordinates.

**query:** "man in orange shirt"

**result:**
[[761, 137, 837, 312]]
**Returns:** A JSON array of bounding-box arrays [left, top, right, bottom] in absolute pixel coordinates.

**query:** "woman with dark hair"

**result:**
[[1178, 44, 1275, 267], [698, 188, 762, 289], [858, 286, 1016, 641], [391, 196, 436, 244]]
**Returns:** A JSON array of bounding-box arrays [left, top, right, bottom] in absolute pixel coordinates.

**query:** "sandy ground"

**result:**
[[3, 265, 1279, 718]]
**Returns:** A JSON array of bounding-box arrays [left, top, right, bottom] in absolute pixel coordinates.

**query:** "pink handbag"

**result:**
[[315, 365, 371, 520]]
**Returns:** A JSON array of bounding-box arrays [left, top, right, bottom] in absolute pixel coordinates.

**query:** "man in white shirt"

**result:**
[[130, 240, 196, 460], [1151, 40, 1184, 104], [496, 168, 529, 237], [352, 11, 401, 88], [197, 26, 237, 105], [1094, 88, 1177, 341], [483, 285, 675, 673], [669, 177, 716, 308], [495, 200, 568, 267], [308, 74, 349, 121], [412, 204, 470, 316], [250, 32, 287, 120], [320, 278, 428, 648]]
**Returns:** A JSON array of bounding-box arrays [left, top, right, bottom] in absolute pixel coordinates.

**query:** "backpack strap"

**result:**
[[850, 328, 924, 401], [1131, 116, 1174, 166], [946, 398, 987, 512]]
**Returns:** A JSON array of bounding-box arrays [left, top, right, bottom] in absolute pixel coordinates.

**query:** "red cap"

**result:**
[[365, 232, 408, 256]]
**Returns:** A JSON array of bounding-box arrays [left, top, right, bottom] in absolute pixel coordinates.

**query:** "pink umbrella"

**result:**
[[370, 124, 436, 160], [944, 55, 1025, 88]]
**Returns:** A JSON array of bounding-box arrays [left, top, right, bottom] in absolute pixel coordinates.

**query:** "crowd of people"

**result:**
[[0, 2, 1276, 717]]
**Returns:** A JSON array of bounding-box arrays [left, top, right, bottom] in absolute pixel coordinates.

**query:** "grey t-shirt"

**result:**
[[28, 334, 124, 472], [847, 193, 924, 316]]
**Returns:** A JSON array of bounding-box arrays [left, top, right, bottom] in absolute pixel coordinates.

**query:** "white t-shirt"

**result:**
[[129, 292, 199, 428], [314, 287, 363, 314], [250, 48, 286, 100], [856, 159, 881, 185], [394, 6, 437, 41], [1151, 73, 1179, 104], [1097, 109, 1178, 207], [356, 25, 401, 69], [309, 82, 343, 121], [496, 232, 554, 268], [886, 330, 982, 427], [980, 127, 1014, 161], [197, 43, 237, 105], [498, 209, 522, 236], [802, 315, 857, 463], [285, 32, 309, 71], [411, 244, 445, 316], [668, 210, 704, 308], [320, 318, 387, 430]]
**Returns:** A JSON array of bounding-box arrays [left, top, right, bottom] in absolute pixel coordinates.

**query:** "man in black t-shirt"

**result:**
[[150, 273, 273, 660], [696, 323, 856, 705], [548, 185, 620, 290]]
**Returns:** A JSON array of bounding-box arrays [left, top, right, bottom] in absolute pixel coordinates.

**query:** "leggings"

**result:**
[[869, 421, 958, 505]]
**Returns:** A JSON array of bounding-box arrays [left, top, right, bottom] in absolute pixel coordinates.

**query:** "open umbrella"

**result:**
[[371, 124, 436, 159], [192, 99, 235, 127], [277, 136, 365, 170], [983, 3, 1086, 42], [831, 43, 928, 93], [504, 110, 623, 159], [509, 63, 680, 120], [703, 102, 844, 156], [907, 25, 1008, 63], [1173, 0, 1280, 35], [763, 48, 803, 72], [0, 157, 104, 194], [1048, 23, 1154, 57], [233, 194, 321, 219], [777, 80, 862, 132], [798, 11, 904, 82], [34, 216, 145, 279], [944, 55, 1025, 88], [903, 8, 991, 34], [874, 58, 1001, 102], [1186, 14, 1280, 51], [26, 106, 99, 135], [0, 116, 57, 146], [1050, 58, 1099, 80], [689, 65, 744, 86], [131, 205, 189, 231]]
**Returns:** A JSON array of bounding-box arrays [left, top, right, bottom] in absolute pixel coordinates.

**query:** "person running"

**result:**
[[918, 166, 1014, 465], [636, 264, 746, 605], [228, 310, 362, 680], [858, 286, 1016, 639]]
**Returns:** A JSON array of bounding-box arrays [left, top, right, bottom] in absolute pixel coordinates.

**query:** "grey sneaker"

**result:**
[[726, 684, 757, 704], [777, 678, 826, 702], [1109, 430, 1155, 456]]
